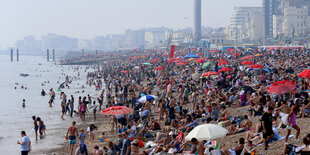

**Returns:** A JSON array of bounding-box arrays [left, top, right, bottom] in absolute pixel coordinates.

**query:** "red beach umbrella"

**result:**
[[248, 64, 264, 69], [155, 67, 165, 70], [120, 70, 128, 73], [195, 59, 206, 63], [167, 58, 174, 63], [233, 53, 241, 56], [202, 71, 219, 77], [267, 81, 296, 94], [198, 53, 204, 56], [101, 106, 133, 115], [240, 55, 255, 60], [298, 69, 310, 79], [217, 59, 226, 62], [241, 61, 254, 65], [210, 50, 219, 53], [218, 61, 230, 66], [219, 68, 232, 72]]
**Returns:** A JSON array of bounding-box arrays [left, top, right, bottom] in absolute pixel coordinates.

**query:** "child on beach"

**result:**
[[99, 132, 105, 142], [79, 129, 86, 145]]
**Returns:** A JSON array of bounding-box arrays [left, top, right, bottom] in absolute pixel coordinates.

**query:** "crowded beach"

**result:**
[[18, 47, 310, 155]]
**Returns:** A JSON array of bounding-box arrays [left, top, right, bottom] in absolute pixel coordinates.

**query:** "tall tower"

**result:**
[[263, 0, 281, 39], [193, 0, 202, 41]]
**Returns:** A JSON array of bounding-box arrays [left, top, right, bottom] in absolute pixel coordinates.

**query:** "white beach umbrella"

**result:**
[[185, 124, 228, 141]]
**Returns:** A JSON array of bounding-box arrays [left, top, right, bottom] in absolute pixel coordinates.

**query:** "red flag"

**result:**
[[170, 45, 175, 59]]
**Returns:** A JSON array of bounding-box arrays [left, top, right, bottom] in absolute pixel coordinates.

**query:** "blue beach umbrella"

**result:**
[[136, 95, 158, 103]]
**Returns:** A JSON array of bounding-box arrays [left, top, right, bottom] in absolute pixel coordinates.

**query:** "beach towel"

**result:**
[[257, 135, 294, 146]]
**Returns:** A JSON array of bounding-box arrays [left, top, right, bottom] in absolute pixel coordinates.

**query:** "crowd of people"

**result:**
[[18, 47, 310, 155]]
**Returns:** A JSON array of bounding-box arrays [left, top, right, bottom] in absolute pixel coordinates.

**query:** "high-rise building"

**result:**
[[229, 7, 263, 42], [193, 0, 202, 41], [125, 29, 146, 49], [263, 0, 282, 39]]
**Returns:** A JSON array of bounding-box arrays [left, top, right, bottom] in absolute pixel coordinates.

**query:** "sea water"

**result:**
[[0, 55, 99, 154]]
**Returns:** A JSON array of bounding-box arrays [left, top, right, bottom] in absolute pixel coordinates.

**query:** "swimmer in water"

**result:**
[[22, 99, 25, 108]]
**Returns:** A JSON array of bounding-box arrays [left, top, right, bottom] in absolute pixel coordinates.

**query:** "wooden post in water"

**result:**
[[16, 49, 19, 62], [10, 49, 13, 61], [52, 49, 55, 61], [47, 49, 49, 61]]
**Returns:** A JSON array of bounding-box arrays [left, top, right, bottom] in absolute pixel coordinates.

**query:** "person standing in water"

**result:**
[[70, 95, 74, 118], [66, 121, 78, 155], [22, 99, 26, 108], [32, 116, 39, 140]]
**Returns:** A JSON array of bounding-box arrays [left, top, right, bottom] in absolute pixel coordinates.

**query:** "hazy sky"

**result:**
[[0, 0, 261, 48]]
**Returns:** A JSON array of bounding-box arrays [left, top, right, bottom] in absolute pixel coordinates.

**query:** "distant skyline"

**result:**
[[0, 0, 261, 48]]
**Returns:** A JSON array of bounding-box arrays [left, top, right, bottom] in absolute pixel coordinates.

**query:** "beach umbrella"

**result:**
[[218, 68, 232, 72], [101, 106, 133, 115], [120, 70, 128, 73], [176, 63, 186, 66], [187, 58, 197, 61], [298, 69, 310, 79], [155, 67, 165, 70], [150, 60, 158, 63], [226, 76, 232, 79], [241, 61, 254, 65], [218, 61, 230, 66], [255, 54, 264, 57], [183, 53, 199, 59], [133, 66, 140, 70], [216, 59, 226, 62], [210, 50, 219, 53], [263, 67, 272, 73], [202, 62, 211, 69], [240, 55, 255, 60], [195, 59, 206, 63], [136, 95, 158, 103], [267, 81, 296, 95], [167, 58, 174, 63], [198, 53, 204, 56], [202, 72, 219, 77], [185, 124, 228, 141], [142, 62, 152, 65], [248, 64, 264, 69], [233, 53, 241, 56]]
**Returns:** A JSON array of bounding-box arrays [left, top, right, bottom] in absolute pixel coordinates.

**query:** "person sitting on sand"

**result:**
[[93, 146, 103, 155], [75, 144, 88, 155], [283, 134, 310, 155], [223, 137, 245, 155], [227, 115, 252, 135]]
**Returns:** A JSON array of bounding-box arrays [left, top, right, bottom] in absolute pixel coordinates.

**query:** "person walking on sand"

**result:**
[[262, 107, 274, 150], [66, 121, 79, 155], [285, 103, 301, 142], [17, 131, 31, 155]]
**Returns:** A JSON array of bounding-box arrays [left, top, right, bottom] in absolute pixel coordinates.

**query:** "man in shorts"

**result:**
[[66, 121, 78, 155]]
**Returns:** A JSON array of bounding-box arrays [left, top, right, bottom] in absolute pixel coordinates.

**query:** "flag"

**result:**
[[170, 45, 175, 59]]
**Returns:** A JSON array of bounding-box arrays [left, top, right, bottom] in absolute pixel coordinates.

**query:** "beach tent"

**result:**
[[183, 53, 199, 60]]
